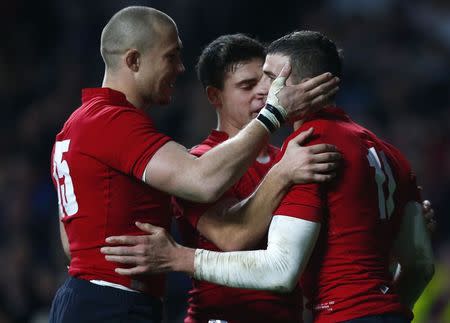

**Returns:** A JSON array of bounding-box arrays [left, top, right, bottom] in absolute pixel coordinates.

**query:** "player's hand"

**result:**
[[272, 63, 340, 120], [100, 222, 180, 275], [423, 200, 436, 233], [274, 127, 341, 185], [418, 186, 436, 234]]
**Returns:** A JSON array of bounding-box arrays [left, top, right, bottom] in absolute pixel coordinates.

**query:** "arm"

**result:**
[[144, 71, 339, 203], [193, 215, 320, 292], [102, 216, 320, 293], [197, 165, 291, 251], [392, 201, 435, 309], [197, 128, 339, 251], [145, 121, 268, 203]]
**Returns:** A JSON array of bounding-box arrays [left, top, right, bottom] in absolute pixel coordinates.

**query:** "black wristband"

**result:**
[[257, 113, 276, 133], [265, 103, 285, 124]]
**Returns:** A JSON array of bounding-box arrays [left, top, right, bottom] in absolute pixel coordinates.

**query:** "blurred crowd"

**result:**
[[1, 0, 448, 322]]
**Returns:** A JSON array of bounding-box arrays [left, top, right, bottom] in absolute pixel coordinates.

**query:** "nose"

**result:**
[[255, 75, 270, 98]]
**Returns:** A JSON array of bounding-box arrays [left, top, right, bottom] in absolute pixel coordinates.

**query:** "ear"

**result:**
[[124, 49, 140, 72], [206, 86, 222, 109]]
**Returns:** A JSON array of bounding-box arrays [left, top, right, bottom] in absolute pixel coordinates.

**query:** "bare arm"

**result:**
[[101, 130, 340, 267], [101, 216, 320, 293], [392, 201, 435, 309], [145, 121, 268, 203], [197, 165, 291, 251], [144, 71, 339, 203]]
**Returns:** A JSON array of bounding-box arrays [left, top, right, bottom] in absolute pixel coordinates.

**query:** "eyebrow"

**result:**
[[263, 70, 277, 79], [235, 77, 259, 86]]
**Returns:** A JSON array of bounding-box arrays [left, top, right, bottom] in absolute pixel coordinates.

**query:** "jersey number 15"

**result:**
[[52, 140, 79, 217]]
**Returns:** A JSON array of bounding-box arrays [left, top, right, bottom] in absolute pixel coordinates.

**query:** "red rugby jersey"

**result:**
[[50, 88, 172, 297], [274, 107, 418, 322], [173, 130, 303, 323]]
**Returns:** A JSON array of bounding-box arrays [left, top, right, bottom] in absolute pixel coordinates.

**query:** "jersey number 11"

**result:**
[[367, 147, 396, 220]]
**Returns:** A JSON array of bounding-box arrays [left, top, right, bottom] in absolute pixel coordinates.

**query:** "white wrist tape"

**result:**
[[266, 76, 288, 120]]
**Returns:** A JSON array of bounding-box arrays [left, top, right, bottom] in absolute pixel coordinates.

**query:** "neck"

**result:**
[[102, 70, 148, 110], [293, 102, 336, 131], [216, 113, 240, 138]]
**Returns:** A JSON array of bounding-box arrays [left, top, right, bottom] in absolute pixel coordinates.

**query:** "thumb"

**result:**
[[272, 63, 291, 89], [278, 62, 291, 81], [292, 127, 314, 145], [135, 221, 158, 234]]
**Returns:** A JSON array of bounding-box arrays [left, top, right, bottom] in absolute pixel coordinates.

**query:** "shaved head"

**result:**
[[101, 6, 176, 70]]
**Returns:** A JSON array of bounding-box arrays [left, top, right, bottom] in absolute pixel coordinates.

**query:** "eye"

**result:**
[[241, 84, 254, 91]]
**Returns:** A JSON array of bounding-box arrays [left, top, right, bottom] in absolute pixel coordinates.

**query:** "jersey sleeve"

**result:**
[[273, 124, 328, 223], [83, 107, 172, 180]]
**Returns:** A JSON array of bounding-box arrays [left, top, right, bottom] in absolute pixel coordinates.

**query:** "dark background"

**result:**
[[1, 0, 449, 322]]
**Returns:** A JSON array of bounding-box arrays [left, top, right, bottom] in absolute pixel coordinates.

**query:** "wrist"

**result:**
[[171, 245, 196, 275], [269, 163, 292, 188], [256, 104, 286, 133]]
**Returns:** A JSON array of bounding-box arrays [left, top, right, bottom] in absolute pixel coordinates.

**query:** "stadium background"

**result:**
[[1, 0, 449, 322]]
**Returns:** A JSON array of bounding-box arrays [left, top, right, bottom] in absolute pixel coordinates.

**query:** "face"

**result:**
[[136, 24, 185, 106], [260, 53, 293, 95], [216, 58, 267, 131]]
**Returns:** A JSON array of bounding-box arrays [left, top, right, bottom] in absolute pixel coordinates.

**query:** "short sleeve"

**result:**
[[273, 124, 330, 223], [83, 107, 172, 180]]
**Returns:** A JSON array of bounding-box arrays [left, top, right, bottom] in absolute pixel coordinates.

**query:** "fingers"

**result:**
[[135, 221, 159, 234], [290, 127, 314, 145], [277, 62, 291, 81], [105, 255, 138, 265], [101, 245, 137, 256], [310, 162, 339, 173], [307, 77, 340, 99], [105, 235, 142, 245], [310, 86, 339, 107], [300, 73, 335, 91], [116, 266, 146, 276], [270, 63, 291, 98], [308, 143, 339, 154], [310, 173, 336, 183], [311, 152, 342, 163]]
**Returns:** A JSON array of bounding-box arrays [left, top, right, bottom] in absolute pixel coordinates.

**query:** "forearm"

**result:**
[[193, 120, 269, 202], [200, 164, 291, 251], [145, 122, 268, 203], [178, 216, 320, 292]]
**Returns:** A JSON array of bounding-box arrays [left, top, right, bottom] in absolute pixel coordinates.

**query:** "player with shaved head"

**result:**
[[49, 6, 339, 323]]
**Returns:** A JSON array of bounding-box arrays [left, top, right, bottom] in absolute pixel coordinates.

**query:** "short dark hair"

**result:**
[[267, 31, 342, 83], [196, 34, 266, 89]]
